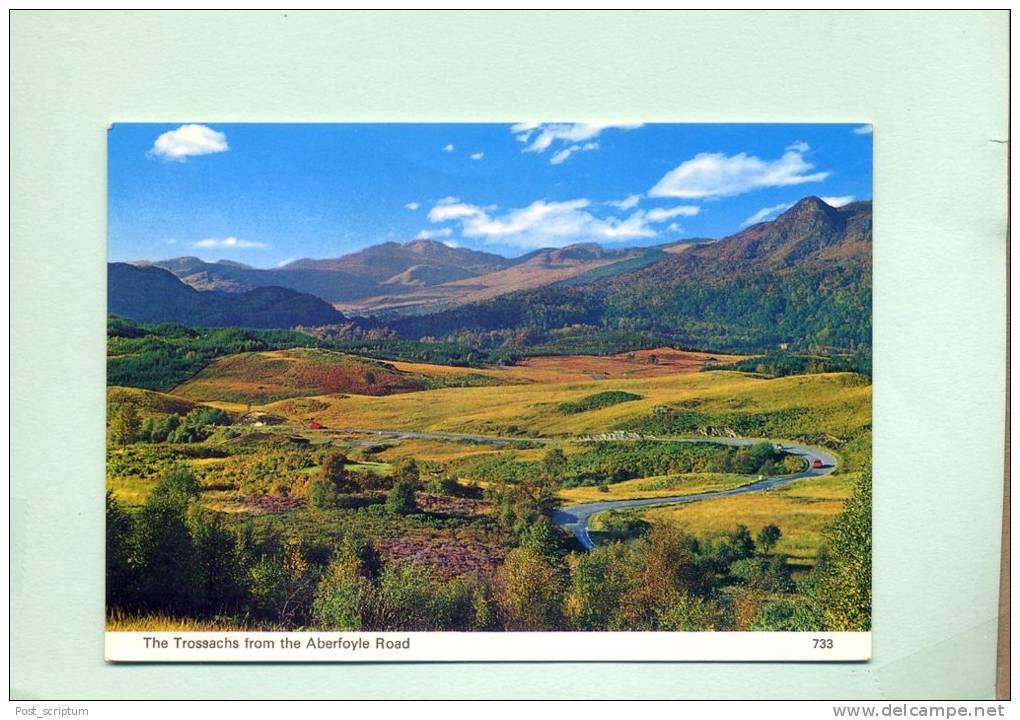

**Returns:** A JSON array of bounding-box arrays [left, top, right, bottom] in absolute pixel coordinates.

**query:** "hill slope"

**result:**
[[146, 239, 514, 303], [335, 244, 661, 315], [391, 198, 872, 353], [108, 263, 347, 328], [173, 347, 503, 404]]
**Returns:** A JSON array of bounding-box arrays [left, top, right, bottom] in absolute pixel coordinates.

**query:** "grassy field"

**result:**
[[258, 369, 869, 456], [556, 472, 758, 503], [630, 470, 860, 569], [107, 345, 870, 632]]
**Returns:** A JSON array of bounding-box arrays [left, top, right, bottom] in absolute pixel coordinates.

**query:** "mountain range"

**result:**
[[110, 196, 872, 352], [108, 263, 346, 328]]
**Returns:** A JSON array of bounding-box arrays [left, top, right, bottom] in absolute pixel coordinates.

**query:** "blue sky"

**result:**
[[108, 123, 872, 267]]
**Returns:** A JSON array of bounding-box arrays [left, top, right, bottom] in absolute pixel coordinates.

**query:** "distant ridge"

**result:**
[[108, 263, 347, 328]]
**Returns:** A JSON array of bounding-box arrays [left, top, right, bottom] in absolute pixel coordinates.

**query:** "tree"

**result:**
[[392, 458, 420, 486], [311, 534, 380, 630], [756, 524, 782, 554], [615, 524, 712, 629], [815, 469, 872, 630], [188, 506, 247, 614], [728, 524, 756, 560], [310, 452, 355, 508], [133, 467, 202, 613], [492, 547, 564, 630], [729, 554, 795, 593], [371, 563, 445, 631], [105, 491, 135, 610], [386, 481, 418, 515], [541, 448, 567, 483], [109, 403, 141, 446], [520, 515, 567, 565], [566, 543, 634, 630]]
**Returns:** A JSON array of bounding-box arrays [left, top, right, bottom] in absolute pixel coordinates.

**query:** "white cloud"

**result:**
[[549, 148, 573, 165], [470, 152, 485, 160], [428, 197, 485, 222], [415, 227, 453, 240], [193, 236, 267, 249], [649, 144, 829, 199], [510, 123, 641, 163], [667, 223, 683, 233], [404, 202, 420, 210], [741, 203, 794, 227], [609, 194, 642, 210], [427, 197, 661, 249], [443, 144, 455, 152], [548, 141, 600, 165], [150, 124, 228, 161], [786, 140, 810, 153], [646, 205, 700, 222], [509, 122, 540, 138], [443, 240, 460, 248], [853, 125, 873, 135], [277, 258, 295, 267], [820, 195, 855, 207]]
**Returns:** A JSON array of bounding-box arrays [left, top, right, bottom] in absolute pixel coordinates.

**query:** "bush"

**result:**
[[492, 548, 564, 630], [750, 599, 824, 631], [311, 560, 374, 630], [729, 554, 795, 593], [105, 491, 135, 609], [565, 542, 635, 630], [815, 469, 872, 630], [392, 458, 420, 486], [309, 452, 357, 508], [756, 524, 782, 554], [597, 510, 651, 541], [386, 481, 418, 515], [557, 391, 642, 414]]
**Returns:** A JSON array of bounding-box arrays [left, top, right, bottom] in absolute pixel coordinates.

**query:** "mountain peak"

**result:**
[[772, 195, 845, 233], [405, 237, 449, 250]]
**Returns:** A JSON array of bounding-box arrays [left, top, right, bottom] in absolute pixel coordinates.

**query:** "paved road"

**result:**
[[551, 439, 838, 550], [318, 427, 837, 552]]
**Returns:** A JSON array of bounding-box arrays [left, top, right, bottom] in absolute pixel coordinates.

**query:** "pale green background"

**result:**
[[10, 10, 1008, 699]]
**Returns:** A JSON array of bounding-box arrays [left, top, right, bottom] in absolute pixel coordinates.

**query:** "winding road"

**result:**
[[552, 439, 838, 550], [318, 427, 837, 551]]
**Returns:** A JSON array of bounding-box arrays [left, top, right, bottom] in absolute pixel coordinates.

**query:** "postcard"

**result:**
[[104, 122, 872, 661]]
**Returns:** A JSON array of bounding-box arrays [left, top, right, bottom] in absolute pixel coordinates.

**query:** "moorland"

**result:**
[[106, 196, 872, 633]]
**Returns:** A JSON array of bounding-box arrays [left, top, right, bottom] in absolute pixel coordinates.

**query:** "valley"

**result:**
[[105, 195, 872, 635]]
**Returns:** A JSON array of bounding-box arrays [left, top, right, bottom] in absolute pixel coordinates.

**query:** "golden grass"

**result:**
[[556, 472, 755, 503], [634, 471, 859, 565], [261, 370, 869, 446], [106, 609, 278, 631], [107, 386, 199, 417], [107, 475, 153, 506]]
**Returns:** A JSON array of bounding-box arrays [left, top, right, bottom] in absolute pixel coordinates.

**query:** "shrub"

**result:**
[[750, 599, 824, 631], [756, 524, 782, 554], [309, 452, 357, 508], [105, 491, 136, 609], [815, 469, 872, 630], [597, 510, 650, 542], [566, 542, 635, 630], [386, 481, 418, 515], [557, 391, 642, 414], [729, 554, 795, 593], [492, 548, 564, 631]]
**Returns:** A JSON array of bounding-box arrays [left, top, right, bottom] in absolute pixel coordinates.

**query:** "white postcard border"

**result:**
[[106, 631, 871, 663]]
